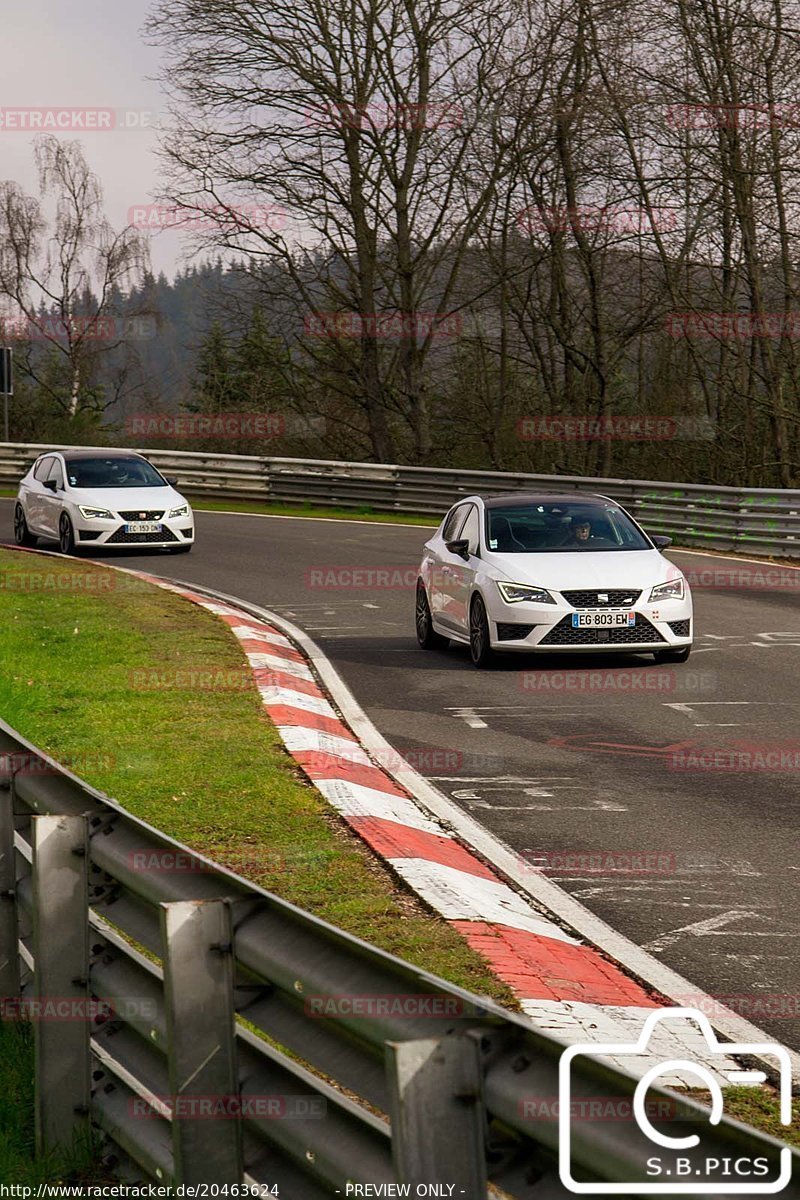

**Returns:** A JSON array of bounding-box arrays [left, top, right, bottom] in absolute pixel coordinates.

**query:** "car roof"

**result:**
[[479, 491, 614, 508], [54, 449, 149, 462]]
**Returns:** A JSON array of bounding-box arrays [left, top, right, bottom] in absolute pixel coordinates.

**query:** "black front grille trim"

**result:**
[[106, 527, 178, 545], [560, 589, 642, 608], [540, 614, 666, 646], [496, 622, 535, 641], [78, 530, 101, 541], [117, 510, 165, 521], [668, 619, 691, 636]]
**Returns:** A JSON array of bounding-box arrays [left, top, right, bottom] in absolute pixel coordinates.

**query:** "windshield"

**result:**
[[485, 501, 651, 553], [65, 457, 168, 489]]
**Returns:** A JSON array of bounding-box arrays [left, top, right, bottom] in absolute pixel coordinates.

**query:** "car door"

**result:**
[[437, 503, 482, 635], [25, 456, 55, 534], [428, 503, 470, 629], [39, 456, 65, 537]]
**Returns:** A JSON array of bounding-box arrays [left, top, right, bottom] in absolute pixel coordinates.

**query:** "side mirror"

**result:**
[[165, 476, 179, 486], [42, 479, 58, 493], [651, 535, 672, 551], [446, 538, 470, 560]]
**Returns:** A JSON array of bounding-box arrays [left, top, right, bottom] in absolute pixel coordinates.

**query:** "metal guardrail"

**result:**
[[1, 718, 798, 1196], [1, 441, 799, 558]]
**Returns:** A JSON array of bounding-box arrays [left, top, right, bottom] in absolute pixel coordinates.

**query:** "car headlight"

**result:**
[[497, 581, 556, 604], [78, 506, 115, 520], [168, 504, 190, 518], [649, 578, 684, 602]]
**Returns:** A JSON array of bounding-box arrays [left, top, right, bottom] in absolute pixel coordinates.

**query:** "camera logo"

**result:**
[[558, 1007, 792, 1194]]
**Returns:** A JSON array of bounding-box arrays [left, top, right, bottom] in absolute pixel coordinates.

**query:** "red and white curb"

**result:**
[[137, 577, 771, 1086]]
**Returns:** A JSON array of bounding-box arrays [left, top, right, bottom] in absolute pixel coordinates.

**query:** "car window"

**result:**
[[441, 504, 469, 542], [460, 505, 481, 555], [46, 459, 64, 489], [64, 456, 167, 488], [33, 456, 54, 482], [485, 502, 651, 552]]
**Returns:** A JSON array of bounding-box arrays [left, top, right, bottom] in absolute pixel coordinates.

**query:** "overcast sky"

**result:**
[[3, 0, 191, 279]]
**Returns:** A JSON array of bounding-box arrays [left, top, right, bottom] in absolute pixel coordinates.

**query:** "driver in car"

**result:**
[[562, 518, 592, 547]]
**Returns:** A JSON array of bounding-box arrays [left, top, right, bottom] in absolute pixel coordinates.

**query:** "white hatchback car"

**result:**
[[14, 449, 194, 555], [416, 492, 692, 667]]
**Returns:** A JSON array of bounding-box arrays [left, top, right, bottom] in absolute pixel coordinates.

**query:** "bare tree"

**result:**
[[147, 0, 535, 462], [0, 136, 149, 419]]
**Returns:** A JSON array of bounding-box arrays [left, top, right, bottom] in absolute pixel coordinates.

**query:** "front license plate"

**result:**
[[123, 522, 163, 534], [572, 609, 636, 628]]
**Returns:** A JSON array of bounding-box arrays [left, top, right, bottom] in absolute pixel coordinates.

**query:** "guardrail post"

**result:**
[[31, 814, 91, 1154], [161, 899, 243, 1184], [386, 1034, 488, 1194], [0, 780, 20, 998]]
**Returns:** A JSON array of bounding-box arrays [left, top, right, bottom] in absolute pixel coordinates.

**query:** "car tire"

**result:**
[[415, 580, 448, 650], [14, 504, 37, 547], [59, 512, 77, 555], [653, 645, 691, 664], [469, 593, 495, 668]]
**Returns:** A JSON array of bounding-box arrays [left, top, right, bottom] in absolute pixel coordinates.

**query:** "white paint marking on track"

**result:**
[[643, 910, 766, 952], [245, 651, 315, 680], [519, 1000, 743, 1085], [386, 858, 580, 943], [257, 686, 337, 718], [277, 726, 367, 761], [229, 624, 294, 649], [314, 779, 450, 836]]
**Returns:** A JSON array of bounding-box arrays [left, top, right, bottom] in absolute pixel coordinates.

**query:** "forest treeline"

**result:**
[[2, 1, 800, 487]]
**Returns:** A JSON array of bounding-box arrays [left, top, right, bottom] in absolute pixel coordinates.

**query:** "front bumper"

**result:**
[[75, 516, 194, 549], [484, 589, 693, 653]]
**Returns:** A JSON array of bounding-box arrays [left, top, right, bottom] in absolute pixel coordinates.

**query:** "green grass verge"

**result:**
[[0, 1022, 106, 1184], [0, 545, 519, 1178], [185, 495, 439, 525], [0, 547, 513, 994]]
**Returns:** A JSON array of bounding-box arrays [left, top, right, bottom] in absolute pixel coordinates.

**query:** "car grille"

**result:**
[[668, 619, 691, 636], [560, 589, 642, 608], [496, 622, 535, 641], [106, 527, 177, 545], [77, 530, 100, 541], [540, 614, 665, 646], [117, 510, 165, 521]]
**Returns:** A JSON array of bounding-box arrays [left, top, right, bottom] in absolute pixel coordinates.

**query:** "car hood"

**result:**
[[66, 485, 187, 513], [487, 549, 679, 591]]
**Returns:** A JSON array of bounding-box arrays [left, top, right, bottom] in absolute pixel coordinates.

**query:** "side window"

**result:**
[[46, 459, 64, 489], [33, 456, 54, 482], [460, 505, 481, 556], [441, 504, 468, 542]]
